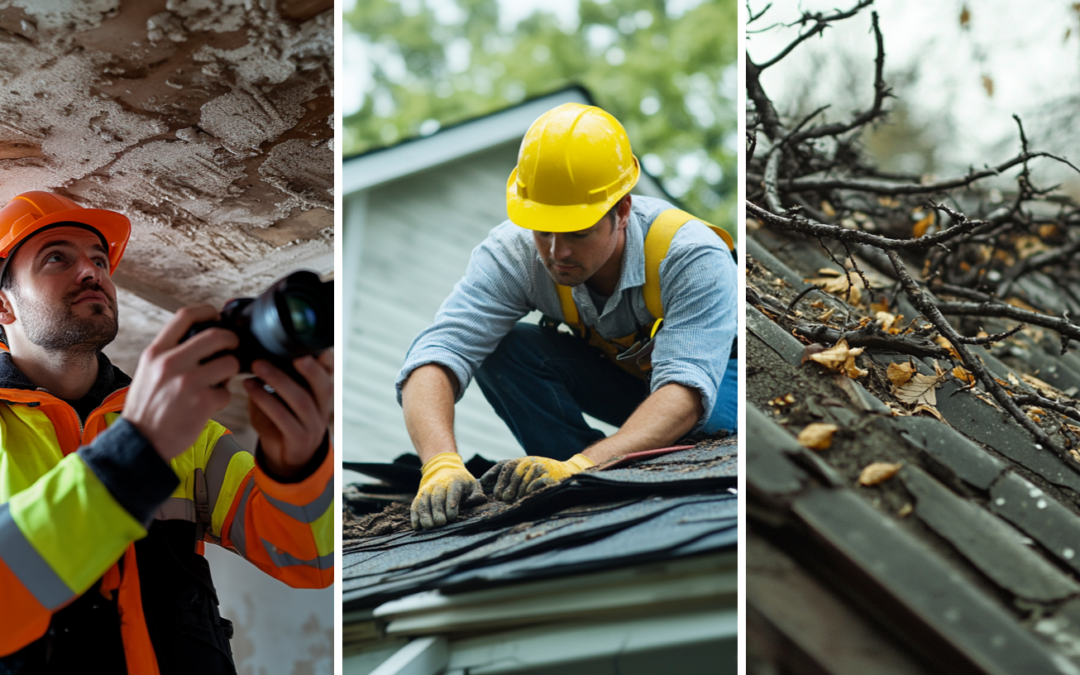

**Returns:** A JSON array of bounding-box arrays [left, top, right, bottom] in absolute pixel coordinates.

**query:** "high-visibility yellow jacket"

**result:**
[[0, 365, 334, 672]]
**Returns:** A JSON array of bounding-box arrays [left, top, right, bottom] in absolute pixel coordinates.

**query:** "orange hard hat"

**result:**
[[0, 191, 130, 276]]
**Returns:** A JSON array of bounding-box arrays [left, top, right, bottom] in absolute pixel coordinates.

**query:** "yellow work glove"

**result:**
[[480, 454, 595, 503], [411, 453, 485, 531]]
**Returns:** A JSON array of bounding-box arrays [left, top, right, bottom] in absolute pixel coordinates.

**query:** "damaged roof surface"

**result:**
[[343, 440, 737, 607], [342, 440, 737, 671], [747, 226, 1080, 675], [0, 0, 333, 430]]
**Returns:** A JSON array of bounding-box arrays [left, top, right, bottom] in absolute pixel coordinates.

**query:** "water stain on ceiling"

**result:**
[[0, 0, 334, 433]]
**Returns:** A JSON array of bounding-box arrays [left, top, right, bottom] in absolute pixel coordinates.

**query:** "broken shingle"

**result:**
[[901, 465, 1079, 603]]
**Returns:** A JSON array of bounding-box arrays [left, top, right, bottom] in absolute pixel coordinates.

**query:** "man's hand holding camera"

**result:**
[[124, 305, 241, 462], [245, 351, 333, 479], [125, 270, 333, 472]]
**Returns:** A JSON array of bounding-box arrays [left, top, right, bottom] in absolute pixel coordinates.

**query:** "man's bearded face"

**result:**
[[14, 279, 118, 352], [3, 226, 119, 354]]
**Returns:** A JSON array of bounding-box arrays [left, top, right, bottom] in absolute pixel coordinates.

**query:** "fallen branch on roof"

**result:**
[[791, 322, 948, 359], [888, 249, 1063, 458], [746, 201, 989, 251], [935, 301, 1080, 353], [747, 0, 1080, 459]]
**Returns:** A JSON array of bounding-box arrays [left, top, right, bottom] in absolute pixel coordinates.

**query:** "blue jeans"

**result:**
[[475, 323, 738, 460]]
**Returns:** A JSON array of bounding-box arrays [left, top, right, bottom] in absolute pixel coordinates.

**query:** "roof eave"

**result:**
[[343, 87, 593, 195]]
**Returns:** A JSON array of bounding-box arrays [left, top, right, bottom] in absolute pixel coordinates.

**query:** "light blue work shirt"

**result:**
[[396, 195, 737, 431]]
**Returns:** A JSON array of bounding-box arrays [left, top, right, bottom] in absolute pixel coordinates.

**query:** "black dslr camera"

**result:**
[[187, 270, 333, 386]]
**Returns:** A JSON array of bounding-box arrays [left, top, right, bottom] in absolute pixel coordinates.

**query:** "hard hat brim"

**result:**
[[506, 160, 640, 233], [0, 208, 130, 275]]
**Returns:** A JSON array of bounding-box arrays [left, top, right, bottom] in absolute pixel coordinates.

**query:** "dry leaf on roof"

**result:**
[[821, 201, 836, 217], [894, 371, 944, 406], [769, 393, 795, 407], [952, 366, 975, 385], [935, 336, 959, 359], [808, 339, 867, 378], [993, 249, 1016, 266], [805, 273, 863, 305], [1039, 224, 1060, 240], [888, 403, 910, 417], [898, 503, 914, 517], [1022, 374, 1059, 397], [913, 404, 947, 423], [912, 211, 935, 238], [798, 423, 839, 451], [1028, 407, 1047, 423], [817, 267, 842, 277], [887, 361, 916, 387], [975, 392, 1001, 410], [1015, 235, 1048, 260], [859, 462, 903, 486], [1005, 297, 1039, 312], [876, 311, 898, 332], [878, 196, 901, 208]]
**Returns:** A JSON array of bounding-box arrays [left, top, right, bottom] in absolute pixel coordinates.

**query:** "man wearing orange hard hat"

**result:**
[[0, 191, 334, 673], [398, 102, 737, 530]]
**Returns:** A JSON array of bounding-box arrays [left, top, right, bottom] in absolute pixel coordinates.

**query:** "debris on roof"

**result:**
[[747, 4, 1080, 672], [342, 437, 738, 673]]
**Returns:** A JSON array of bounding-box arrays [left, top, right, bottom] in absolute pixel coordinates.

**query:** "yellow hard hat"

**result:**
[[507, 103, 640, 232]]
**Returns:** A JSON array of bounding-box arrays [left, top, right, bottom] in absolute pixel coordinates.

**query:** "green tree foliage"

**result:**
[[343, 0, 737, 232]]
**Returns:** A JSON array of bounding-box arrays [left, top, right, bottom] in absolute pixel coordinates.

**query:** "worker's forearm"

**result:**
[[401, 364, 460, 464], [581, 383, 704, 464]]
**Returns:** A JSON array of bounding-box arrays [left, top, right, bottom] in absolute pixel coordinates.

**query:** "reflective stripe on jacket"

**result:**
[[0, 386, 334, 672]]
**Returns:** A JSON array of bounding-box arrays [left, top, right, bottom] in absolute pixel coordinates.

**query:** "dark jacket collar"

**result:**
[[0, 351, 131, 421]]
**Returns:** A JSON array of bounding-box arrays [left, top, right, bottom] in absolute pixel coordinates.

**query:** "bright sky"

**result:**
[[748, 0, 1080, 185]]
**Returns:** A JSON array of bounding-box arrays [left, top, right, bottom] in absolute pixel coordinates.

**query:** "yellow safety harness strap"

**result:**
[[551, 208, 734, 379], [643, 209, 734, 321], [556, 284, 579, 330]]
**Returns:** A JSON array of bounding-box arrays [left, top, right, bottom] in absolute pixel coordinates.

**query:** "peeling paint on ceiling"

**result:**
[[0, 0, 333, 308], [0, 0, 334, 433]]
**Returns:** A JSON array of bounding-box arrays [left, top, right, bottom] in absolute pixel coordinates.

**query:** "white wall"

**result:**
[[205, 546, 334, 675], [342, 142, 528, 468]]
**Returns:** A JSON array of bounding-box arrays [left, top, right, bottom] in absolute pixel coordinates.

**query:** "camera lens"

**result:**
[[285, 293, 320, 340], [248, 270, 333, 359]]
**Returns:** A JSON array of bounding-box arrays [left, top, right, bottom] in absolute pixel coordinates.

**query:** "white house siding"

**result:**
[[343, 142, 528, 466]]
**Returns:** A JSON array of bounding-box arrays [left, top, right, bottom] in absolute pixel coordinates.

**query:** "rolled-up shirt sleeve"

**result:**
[[396, 222, 535, 403], [648, 221, 736, 430]]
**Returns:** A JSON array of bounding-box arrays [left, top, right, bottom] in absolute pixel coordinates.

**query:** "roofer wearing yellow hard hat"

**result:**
[[0, 191, 334, 673], [398, 103, 737, 530]]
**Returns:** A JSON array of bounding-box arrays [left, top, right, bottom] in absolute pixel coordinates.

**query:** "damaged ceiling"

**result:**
[[0, 0, 334, 433]]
